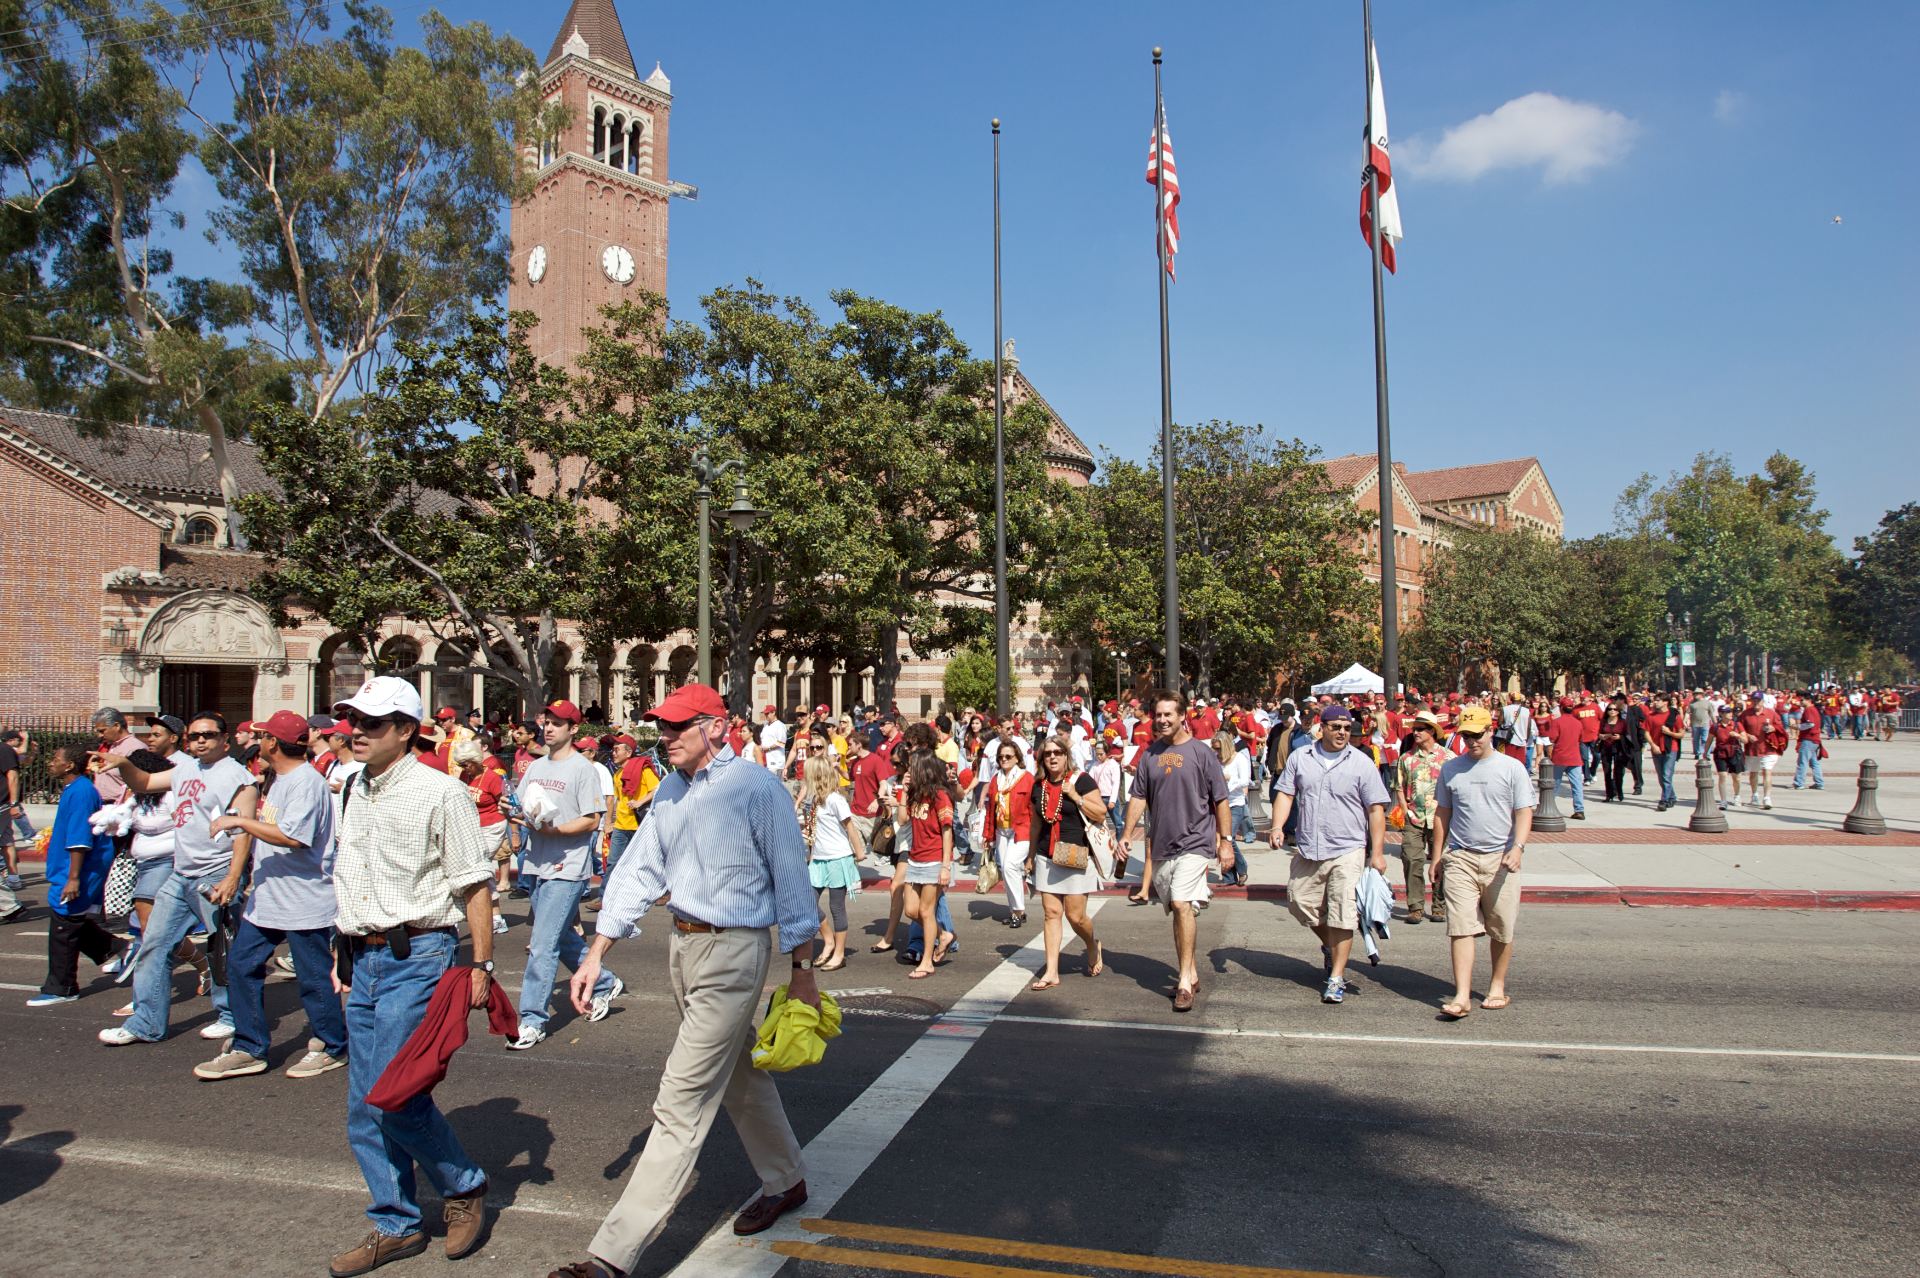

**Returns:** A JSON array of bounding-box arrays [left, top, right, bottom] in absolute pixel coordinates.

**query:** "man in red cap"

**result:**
[[548, 684, 819, 1278], [195, 710, 348, 1082], [508, 700, 623, 1050], [1544, 697, 1587, 820], [756, 704, 788, 774]]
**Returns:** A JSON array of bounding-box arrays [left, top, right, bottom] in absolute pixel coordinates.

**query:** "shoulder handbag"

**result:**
[[103, 842, 139, 917], [1040, 773, 1092, 872]]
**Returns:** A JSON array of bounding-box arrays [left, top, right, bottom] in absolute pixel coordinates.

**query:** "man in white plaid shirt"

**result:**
[[327, 676, 497, 1278]]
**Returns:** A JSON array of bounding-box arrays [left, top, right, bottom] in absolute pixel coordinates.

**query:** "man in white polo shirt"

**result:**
[[756, 705, 788, 775]]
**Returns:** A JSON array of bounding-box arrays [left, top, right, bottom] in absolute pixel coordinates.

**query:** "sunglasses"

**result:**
[[1040, 748, 1065, 757], [1322, 722, 1353, 731], [184, 730, 223, 742], [342, 711, 402, 732], [1457, 730, 1485, 742], [655, 715, 714, 734]]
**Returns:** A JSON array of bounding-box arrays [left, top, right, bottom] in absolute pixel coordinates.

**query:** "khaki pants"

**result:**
[[1400, 822, 1438, 915], [589, 927, 804, 1273]]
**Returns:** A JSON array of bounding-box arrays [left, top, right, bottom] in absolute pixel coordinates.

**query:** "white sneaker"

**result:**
[[273, 955, 297, 976], [193, 1048, 267, 1080], [99, 952, 126, 976], [589, 975, 625, 1023], [505, 1023, 547, 1051], [492, 915, 509, 935], [285, 1042, 346, 1078], [1762, 796, 1773, 810], [199, 1019, 236, 1041], [98, 1026, 143, 1045]]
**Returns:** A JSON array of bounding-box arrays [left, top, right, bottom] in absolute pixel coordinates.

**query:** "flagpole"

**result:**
[[1363, 0, 1400, 701], [1153, 46, 1180, 693], [992, 117, 1011, 721]]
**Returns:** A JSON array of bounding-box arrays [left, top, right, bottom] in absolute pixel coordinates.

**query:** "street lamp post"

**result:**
[[694, 446, 763, 690]]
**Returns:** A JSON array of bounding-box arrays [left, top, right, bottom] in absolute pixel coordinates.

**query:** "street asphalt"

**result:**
[[2, 880, 1917, 1278]]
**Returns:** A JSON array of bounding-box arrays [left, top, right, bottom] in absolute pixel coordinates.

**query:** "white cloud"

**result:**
[[1402, 92, 1638, 185], [1713, 89, 1748, 125]]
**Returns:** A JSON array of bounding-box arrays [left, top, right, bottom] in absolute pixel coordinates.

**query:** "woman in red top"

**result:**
[[982, 743, 1034, 928], [898, 753, 956, 979], [452, 740, 510, 935]]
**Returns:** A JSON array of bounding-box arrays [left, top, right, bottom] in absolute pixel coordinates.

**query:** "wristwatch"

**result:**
[[792, 957, 814, 972], [473, 959, 496, 973]]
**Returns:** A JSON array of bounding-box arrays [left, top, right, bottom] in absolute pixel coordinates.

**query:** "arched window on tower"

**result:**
[[626, 119, 642, 173], [592, 106, 607, 163], [181, 515, 219, 546], [608, 112, 626, 171]]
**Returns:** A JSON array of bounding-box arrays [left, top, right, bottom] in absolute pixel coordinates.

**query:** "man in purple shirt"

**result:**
[[1268, 705, 1389, 1005]]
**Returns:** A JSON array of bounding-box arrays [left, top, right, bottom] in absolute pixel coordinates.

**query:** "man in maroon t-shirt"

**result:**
[[1545, 698, 1587, 819], [845, 732, 894, 858], [1790, 695, 1825, 791], [1738, 693, 1785, 810], [1643, 694, 1684, 810], [1574, 694, 1602, 782]]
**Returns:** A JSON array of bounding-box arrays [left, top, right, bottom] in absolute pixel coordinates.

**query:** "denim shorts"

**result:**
[[132, 856, 175, 903]]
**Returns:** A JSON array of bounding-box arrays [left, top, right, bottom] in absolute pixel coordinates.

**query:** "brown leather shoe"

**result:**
[[443, 1180, 488, 1259], [1172, 984, 1197, 1012], [733, 1180, 808, 1235], [546, 1262, 622, 1278], [329, 1228, 427, 1277], [1405, 908, 1425, 925]]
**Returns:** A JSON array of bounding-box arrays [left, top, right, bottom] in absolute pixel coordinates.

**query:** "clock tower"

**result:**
[[509, 0, 672, 372]]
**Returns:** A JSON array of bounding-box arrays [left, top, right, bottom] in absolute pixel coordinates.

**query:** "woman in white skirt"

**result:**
[[798, 755, 864, 971], [1026, 733, 1107, 990], [982, 742, 1034, 927]]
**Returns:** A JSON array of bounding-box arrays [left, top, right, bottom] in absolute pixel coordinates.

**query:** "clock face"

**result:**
[[601, 244, 636, 285], [526, 245, 547, 283]]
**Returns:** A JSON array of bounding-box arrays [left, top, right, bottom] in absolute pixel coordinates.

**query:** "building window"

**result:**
[[182, 516, 219, 545]]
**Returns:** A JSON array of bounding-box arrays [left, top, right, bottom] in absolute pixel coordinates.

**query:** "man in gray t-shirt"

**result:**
[[1118, 691, 1232, 1013], [200, 711, 346, 1081], [1431, 706, 1537, 1021], [508, 700, 621, 1048]]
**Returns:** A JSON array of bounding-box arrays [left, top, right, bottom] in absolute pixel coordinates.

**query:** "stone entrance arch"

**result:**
[[136, 589, 288, 724]]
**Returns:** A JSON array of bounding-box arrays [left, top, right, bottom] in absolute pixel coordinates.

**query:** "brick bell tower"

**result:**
[[509, 0, 673, 372]]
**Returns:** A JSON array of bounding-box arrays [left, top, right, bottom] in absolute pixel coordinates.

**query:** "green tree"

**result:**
[[0, 1, 557, 544], [241, 307, 687, 708], [1404, 528, 1577, 693], [1847, 503, 1920, 668], [943, 642, 1015, 713], [1041, 421, 1373, 697]]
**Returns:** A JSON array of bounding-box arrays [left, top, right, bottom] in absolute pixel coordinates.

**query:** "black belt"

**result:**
[[350, 924, 456, 958]]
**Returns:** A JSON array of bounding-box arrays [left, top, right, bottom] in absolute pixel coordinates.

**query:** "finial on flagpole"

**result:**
[[1153, 46, 1163, 61], [992, 118, 1000, 132]]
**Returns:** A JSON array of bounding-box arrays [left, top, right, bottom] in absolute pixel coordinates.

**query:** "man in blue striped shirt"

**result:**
[[548, 683, 820, 1278]]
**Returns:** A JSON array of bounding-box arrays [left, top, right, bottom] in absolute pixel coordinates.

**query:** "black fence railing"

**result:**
[[5, 719, 104, 804]]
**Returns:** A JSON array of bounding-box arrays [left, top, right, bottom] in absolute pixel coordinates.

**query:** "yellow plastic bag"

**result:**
[[750, 985, 842, 1072]]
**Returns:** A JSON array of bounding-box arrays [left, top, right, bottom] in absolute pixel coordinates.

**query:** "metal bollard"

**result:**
[[1687, 756, 1727, 833], [1842, 759, 1887, 835], [1533, 753, 1567, 833]]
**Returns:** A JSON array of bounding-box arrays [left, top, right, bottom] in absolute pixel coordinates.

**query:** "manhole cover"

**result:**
[[835, 991, 941, 1020]]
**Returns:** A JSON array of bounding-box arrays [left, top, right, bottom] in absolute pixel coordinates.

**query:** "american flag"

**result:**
[[1145, 108, 1180, 279]]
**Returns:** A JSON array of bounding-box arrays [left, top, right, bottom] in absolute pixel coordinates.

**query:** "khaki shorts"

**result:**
[[1441, 849, 1520, 942], [1151, 853, 1212, 913], [1743, 754, 1779, 774], [485, 825, 511, 864], [1287, 849, 1363, 930], [850, 813, 881, 857]]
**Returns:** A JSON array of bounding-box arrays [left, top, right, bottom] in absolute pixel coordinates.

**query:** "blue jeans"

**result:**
[[1826, 715, 1841, 739], [227, 918, 346, 1061], [904, 895, 955, 953], [1553, 764, 1585, 815], [1230, 802, 1255, 844], [126, 869, 232, 1041], [1691, 726, 1709, 759], [1793, 739, 1825, 789], [521, 876, 616, 1030], [1654, 751, 1678, 805], [606, 826, 636, 878], [1852, 714, 1867, 740], [344, 930, 486, 1238]]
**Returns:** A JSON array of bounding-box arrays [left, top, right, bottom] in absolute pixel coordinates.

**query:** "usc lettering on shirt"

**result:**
[[173, 778, 205, 829]]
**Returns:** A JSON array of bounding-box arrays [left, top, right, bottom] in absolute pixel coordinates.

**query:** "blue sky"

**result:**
[[178, 1, 1920, 547]]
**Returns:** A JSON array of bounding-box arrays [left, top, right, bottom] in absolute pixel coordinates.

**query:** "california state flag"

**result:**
[[1360, 37, 1404, 273]]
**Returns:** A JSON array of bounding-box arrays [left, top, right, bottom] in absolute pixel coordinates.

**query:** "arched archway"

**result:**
[[375, 636, 422, 688], [138, 589, 286, 726], [315, 634, 368, 714], [626, 644, 660, 714], [547, 643, 574, 707], [429, 640, 471, 718], [666, 644, 695, 690]]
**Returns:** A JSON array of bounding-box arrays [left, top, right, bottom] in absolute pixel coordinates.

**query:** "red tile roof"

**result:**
[[1401, 458, 1540, 505], [547, 0, 637, 75], [157, 546, 266, 591]]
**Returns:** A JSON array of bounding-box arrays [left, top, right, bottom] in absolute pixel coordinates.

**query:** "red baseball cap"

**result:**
[[576, 736, 599, 750], [434, 707, 457, 722], [612, 734, 637, 749], [257, 709, 311, 745], [814, 704, 830, 715], [646, 682, 729, 723], [236, 720, 257, 734], [545, 700, 584, 724], [762, 704, 778, 715]]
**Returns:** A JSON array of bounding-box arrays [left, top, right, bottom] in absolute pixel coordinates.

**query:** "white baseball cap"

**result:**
[[333, 675, 426, 723]]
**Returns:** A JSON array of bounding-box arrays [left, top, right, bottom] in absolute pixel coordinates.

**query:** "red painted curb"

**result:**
[[1619, 886, 1819, 909], [896, 878, 1920, 911]]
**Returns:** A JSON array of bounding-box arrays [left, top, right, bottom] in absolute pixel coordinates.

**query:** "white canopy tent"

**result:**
[[1310, 663, 1384, 696]]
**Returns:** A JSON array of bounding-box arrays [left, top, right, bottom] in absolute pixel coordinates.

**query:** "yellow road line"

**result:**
[[770, 1241, 1080, 1278], [791, 1218, 1381, 1278]]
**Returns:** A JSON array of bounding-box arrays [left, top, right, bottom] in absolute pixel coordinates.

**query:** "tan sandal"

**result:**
[[1439, 1000, 1471, 1020], [1480, 994, 1512, 1010]]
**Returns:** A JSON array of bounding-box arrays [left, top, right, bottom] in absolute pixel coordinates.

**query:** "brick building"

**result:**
[[1318, 453, 1563, 622]]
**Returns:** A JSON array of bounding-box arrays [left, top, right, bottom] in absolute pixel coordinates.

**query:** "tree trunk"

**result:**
[[873, 622, 903, 715], [725, 639, 756, 715], [1193, 617, 1213, 699]]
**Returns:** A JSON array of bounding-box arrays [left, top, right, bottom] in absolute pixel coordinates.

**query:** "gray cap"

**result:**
[[145, 713, 187, 736]]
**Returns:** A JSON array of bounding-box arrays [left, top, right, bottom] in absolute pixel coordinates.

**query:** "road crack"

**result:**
[[1378, 1206, 1447, 1277]]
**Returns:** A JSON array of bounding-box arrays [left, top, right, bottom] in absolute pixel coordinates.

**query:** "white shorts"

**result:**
[[1744, 754, 1780, 774], [1151, 853, 1212, 913]]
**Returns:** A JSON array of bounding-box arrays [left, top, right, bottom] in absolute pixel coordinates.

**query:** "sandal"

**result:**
[[1439, 1000, 1471, 1021], [908, 968, 935, 980], [1029, 976, 1060, 991], [1480, 994, 1512, 1011], [930, 932, 956, 965], [818, 956, 846, 972], [1085, 943, 1103, 979], [869, 941, 895, 954]]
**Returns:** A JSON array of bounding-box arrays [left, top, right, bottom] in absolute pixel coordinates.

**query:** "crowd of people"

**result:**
[[0, 674, 1903, 1276]]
